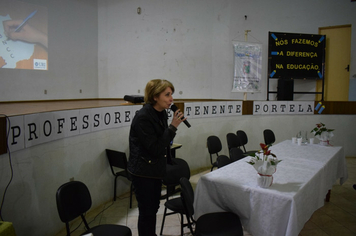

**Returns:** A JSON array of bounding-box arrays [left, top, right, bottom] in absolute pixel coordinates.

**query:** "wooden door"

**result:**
[[316, 25, 351, 101]]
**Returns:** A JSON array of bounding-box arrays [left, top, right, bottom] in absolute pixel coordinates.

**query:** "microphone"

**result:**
[[170, 104, 191, 128]]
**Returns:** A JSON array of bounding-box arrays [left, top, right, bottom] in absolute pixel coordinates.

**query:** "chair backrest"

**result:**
[[263, 129, 276, 145], [106, 149, 128, 175], [179, 177, 195, 219], [207, 135, 222, 155], [230, 147, 245, 162], [162, 158, 191, 186], [217, 155, 231, 168], [56, 181, 92, 223], [236, 130, 248, 152], [226, 133, 241, 151]]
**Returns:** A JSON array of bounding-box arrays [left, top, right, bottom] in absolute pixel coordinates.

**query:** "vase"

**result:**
[[319, 140, 329, 146], [257, 173, 273, 188], [317, 132, 333, 146]]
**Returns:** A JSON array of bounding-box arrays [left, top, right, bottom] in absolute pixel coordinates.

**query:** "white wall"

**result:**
[[1, 0, 355, 102], [0, 126, 131, 236], [1, 111, 355, 236], [98, 0, 356, 101]]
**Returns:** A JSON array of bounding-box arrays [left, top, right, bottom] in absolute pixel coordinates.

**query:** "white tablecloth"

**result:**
[[194, 140, 348, 236]]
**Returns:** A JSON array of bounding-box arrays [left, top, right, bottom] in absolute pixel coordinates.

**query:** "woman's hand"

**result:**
[[3, 20, 48, 48], [171, 109, 187, 128]]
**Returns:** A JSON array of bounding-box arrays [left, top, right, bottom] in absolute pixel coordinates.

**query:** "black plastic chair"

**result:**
[[217, 155, 232, 168], [105, 149, 133, 208], [263, 129, 276, 145], [160, 158, 191, 236], [207, 135, 222, 171], [56, 181, 132, 236], [179, 177, 244, 236], [230, 147, 245, 162], [226, 133, 240, 157], [236, 130, 258, 156]]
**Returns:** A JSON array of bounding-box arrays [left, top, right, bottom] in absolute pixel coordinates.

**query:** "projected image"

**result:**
[[0, 0, 48, 70]]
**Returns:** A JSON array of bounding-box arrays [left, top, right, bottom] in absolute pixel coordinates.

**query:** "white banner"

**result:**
[[183, 101, 243, 119], [6, 101, 315, 152], [232, 41, 262, 93], [7, 105, 142, 152], [253, 101, 314, 115]]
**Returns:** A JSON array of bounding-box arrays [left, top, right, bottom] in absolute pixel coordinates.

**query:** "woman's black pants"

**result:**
[[131, 175, 162, 236]]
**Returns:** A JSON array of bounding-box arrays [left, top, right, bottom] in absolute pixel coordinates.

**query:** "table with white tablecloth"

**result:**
[[194, 140, 348, 236]]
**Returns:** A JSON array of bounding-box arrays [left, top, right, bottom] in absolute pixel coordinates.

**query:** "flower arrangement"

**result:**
[[310, 122, 334, 145], [247, 143, 281, 166], [311, 122, 334, 136], [247, 143, 282, 188]]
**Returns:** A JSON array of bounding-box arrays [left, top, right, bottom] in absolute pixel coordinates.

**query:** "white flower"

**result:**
[[246, 143, 281, 174]]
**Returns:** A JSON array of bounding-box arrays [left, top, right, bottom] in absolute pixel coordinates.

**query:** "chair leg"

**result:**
[[160, 207, 168, 235], [129, 183, 133, 208], [180, 213, 184, 236], [65, 223, 70, 236], [114, 176, 118, 201], [185, 215, 195, 235], [211, 164, 217, 171]]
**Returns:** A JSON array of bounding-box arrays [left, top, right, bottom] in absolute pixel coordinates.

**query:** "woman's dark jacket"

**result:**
[[128, 104, 176, 178]]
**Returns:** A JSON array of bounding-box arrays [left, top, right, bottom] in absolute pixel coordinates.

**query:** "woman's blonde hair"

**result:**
[[144, 79, 175, 105]]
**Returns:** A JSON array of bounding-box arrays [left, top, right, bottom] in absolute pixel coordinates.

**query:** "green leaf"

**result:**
[[271, 160, 282, 165]]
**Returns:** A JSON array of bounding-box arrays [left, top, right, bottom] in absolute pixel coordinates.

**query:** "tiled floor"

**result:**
[[55, 157, 356, 236]]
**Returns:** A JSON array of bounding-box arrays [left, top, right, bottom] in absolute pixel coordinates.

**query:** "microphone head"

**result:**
[[170, 104, 178, 112], [170, 103, 191, 128]]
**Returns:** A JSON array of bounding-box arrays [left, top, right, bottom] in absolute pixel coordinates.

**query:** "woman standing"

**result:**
[[128, 79, 186, 236]]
